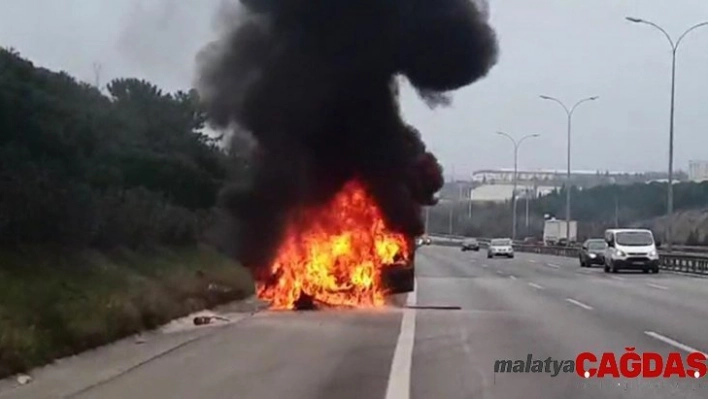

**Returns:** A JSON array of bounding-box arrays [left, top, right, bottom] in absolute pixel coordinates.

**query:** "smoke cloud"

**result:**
[[196, 0, 499, 270]]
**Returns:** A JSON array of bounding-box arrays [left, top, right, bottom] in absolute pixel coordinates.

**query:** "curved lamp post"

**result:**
[[539, 95, 598, 243], [496, 131, 540, 240], [626, 17, 708, 251]]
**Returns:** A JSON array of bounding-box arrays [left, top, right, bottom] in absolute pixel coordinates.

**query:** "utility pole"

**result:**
[[424, 206, 430, 234]]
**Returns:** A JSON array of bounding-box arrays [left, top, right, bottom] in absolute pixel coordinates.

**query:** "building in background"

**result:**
[[436, 167, 676, 204], [689, 160, 708, 182], [467, 184, 556, 203], [470, 168, 632, 185]]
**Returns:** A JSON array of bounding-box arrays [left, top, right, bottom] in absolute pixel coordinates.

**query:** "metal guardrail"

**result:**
[[426, 235, 490, 248], [667, 245, 708, 254], [659, 252, 708, 274], [513, 244, 708, 276], [424, 235, 708, 276], [426, 233, 708, 253]]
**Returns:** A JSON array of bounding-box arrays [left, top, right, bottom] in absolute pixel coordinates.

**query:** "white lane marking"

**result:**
[[406, 277, 417, 307], [565, 298, 593, 310], [528, 282, 544, 290], [481, 264, 488, 268], [386, 280, 417, 399], [496, 270, 504, 275], [609, 276, 625, 281], [645, 331, 707, 357], [529, 260, 538, 264], [646, 283, 669, 290], [509, 275, 517, 280], [547, 263, 561, 269]]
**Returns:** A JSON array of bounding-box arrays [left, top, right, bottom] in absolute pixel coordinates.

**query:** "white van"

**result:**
[[603, 229, 660, 274]]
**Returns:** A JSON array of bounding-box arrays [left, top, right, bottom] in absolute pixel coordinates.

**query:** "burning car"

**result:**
[[255, 180, 416, 310], [197, 0, 498, 311]]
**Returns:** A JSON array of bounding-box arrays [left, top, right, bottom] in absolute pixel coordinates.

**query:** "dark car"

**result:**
[[579, 239, 607, 267], [416, 236, 432, 246], [461, 238, 480, 251]]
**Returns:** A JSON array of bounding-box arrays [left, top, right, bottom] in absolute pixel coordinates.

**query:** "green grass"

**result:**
[[0, 245, 254, 378]]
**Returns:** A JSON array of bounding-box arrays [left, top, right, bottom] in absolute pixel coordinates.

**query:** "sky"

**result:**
[[1, 0, 707, 179]]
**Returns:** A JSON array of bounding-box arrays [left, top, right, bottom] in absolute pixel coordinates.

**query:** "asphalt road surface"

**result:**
[[3, 246, 708, 398]]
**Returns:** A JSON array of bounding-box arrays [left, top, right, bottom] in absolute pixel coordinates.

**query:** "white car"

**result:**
[[487, 238, 514, 259], [603, 229, 660, 274]]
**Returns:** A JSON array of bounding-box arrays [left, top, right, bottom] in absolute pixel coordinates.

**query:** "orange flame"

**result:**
[[256, 180, 410, 310]]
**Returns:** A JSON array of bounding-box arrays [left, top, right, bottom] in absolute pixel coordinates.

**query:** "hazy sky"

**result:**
[[2, 0, 707, 178]]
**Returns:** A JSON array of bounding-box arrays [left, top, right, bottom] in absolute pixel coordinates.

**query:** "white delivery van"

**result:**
[[603, 229, 660, 274]]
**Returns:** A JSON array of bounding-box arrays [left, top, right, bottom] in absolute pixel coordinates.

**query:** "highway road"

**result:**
[[3, 246, 708, 398]]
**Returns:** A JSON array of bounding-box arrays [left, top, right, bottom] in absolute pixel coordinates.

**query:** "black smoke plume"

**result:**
[[196, 0, 499, 271]]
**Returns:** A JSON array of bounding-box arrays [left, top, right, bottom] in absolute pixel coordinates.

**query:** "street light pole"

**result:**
[[625, 17, 708, 252], [539, 95, 598, 243], [525, 187, 530, 233], [448, 204, 453, 235], [496, 132, 540, 240]]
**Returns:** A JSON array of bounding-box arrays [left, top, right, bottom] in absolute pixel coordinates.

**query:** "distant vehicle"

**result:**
[[487, 238, 514, 259], [543, 219, 577, 245], [461, 238, 480, 251], [579, 239, 607, 267], [603, 229, 660, 274], [557, 238, 578, 247], [522, 237, 540, 245], [416, 236, 431, 246]]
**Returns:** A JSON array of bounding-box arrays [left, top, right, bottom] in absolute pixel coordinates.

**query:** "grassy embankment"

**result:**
[[0, 245, 254, 378]]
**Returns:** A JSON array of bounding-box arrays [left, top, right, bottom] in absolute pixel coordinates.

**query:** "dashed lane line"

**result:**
[[645, 331, 707, 357], [565, 298, 593, 310]]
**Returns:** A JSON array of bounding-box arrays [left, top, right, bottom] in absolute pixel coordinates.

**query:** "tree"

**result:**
[[0, 48, 245, 249]]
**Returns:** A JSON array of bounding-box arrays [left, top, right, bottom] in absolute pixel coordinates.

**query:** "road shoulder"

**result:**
[[0, 298, 264, 399]]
